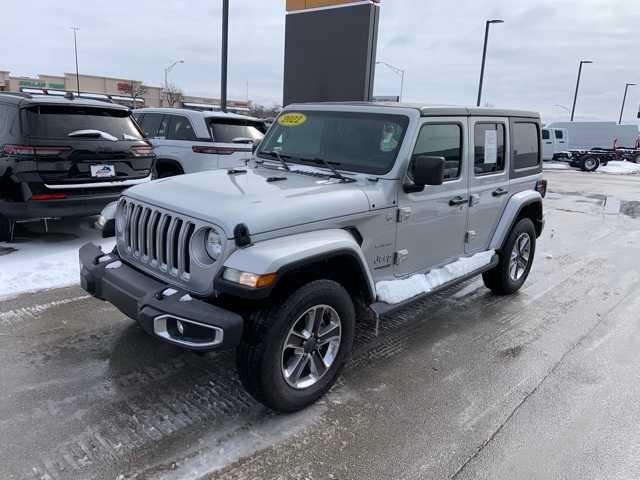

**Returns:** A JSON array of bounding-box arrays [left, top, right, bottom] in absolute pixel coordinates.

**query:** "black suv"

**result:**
[[0, 92, 155, 241]]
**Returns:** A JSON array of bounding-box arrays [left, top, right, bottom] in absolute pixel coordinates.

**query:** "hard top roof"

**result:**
[[286, 101, 540, 119]]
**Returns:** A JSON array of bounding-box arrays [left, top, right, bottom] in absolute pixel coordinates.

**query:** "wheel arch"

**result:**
[[154, 158, 185, 177], [220, 229, 376, 304], [490, 191, 544, 251]]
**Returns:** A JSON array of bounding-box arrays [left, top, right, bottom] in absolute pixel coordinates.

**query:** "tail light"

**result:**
[[192, 146, 251, 155], [2, 145, 70, 158], [535, 179, 548, 198], [31, 192, 67, 201], [131, 143, 154, 157]]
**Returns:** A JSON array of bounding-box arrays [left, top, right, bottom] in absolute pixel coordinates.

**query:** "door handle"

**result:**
[[449, 196, 469, 207], [492, 188, 509, 197]]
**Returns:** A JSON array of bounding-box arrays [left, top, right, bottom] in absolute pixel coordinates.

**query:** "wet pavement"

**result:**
[[1, 170, 639, 479]]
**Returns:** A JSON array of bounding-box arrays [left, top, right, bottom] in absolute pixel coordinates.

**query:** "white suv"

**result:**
[[133, 108, 266, 178]]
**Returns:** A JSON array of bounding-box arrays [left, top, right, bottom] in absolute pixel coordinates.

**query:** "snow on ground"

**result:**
[[543, 162, 571, 170], [598, 161, 640, 175], [376, 250, 495, 304], [0, 218, 114, 300]]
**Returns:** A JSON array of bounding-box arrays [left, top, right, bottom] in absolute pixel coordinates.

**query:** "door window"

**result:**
[[555, 130, 564, 140], [513, 123, 540, 169], [166, 115, 197, 141], [412, 124, 462, 181], [139, 113, 164, 138], [542, 129, 550, 140], [473, 123, 506, 175]]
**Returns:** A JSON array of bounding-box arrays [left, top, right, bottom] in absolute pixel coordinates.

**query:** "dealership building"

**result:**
[[0, 70, 250, 113]]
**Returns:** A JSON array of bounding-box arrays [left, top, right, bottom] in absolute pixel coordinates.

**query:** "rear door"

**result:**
[[466, 117, 510, 254], [554, 128, 567, 151], [394, 119, 469, 276], [22, 104, 153, 187], [207, 117, 264, 169]]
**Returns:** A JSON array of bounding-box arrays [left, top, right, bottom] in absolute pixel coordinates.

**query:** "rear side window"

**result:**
[[166, 115, 197, 141], [23, 106, 143, 140], [512, 123, 540, 169], [542, 129, 550, 140], [473, 123, 505, 175], [555, 130, 564, 139], [208, 118, 265, 143], [139, 113, 164, 138], [413, 124, 462, 181]]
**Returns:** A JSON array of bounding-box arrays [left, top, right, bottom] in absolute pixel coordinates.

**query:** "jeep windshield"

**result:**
[[22, 105, 143, 140], [258, 111, 410, 175]]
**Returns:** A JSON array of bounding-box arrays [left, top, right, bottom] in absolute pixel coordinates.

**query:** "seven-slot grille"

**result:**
[[121, 199, 195, 279]]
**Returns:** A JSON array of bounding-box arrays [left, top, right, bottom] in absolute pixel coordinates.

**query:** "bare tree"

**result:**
[[164, 83, 184, 108], [129, 82, 148, 109]]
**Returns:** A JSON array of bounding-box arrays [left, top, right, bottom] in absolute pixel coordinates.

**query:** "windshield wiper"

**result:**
[[68, 129, 118, 142], [261, 150, 291, 171], [306, 157, 351, 183]]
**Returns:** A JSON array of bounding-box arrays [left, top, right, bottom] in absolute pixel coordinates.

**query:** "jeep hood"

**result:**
[[125, 168, 371, 237]]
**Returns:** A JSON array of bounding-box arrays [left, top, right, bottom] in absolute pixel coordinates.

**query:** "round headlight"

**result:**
[[205, 228, 224, 260]]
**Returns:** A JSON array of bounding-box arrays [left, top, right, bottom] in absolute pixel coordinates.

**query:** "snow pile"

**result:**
[[543, 162, 570, 170], [0, 219, 115, 300], [376, 250, 495, 304], [598, 161, 640, 175]]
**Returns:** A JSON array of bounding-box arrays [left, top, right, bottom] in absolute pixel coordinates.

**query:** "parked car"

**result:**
[[132, 108, 266, 178], [80, 103, 546, 412], [0, 91, 154, 242]]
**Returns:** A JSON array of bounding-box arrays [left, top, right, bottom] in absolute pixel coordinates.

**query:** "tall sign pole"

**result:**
[[221, 0, 229, 112]]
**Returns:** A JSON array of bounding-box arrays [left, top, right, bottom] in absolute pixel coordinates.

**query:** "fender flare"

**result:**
[[221, 229, 376, 301], [489, 191, 543, 251]]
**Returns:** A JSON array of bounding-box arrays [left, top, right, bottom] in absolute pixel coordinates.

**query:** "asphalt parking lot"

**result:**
[[1, 169, 640, 480]]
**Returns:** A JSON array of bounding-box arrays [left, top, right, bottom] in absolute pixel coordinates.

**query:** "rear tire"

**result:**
[[580, 156, 600, 172], [236, 280, 355, 413], [483, 218, 536, 295], [154, 160, 184, 179]]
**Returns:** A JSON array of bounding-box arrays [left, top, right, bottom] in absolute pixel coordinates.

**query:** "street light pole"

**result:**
[[619, 83, 636, 124], [477, 19, 503, 107], [221, 0, 229, 112], [570, 60, 593, 122], [164, 60, 184, 105], [71, 27, 80, 95], [376, 61, 406, 101]]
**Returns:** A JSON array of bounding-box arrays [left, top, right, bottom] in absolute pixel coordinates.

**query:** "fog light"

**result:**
[[176, 320, 185, 336]]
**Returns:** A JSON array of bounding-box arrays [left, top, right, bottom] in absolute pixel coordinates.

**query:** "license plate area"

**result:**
[[91, 164, 116, 178]]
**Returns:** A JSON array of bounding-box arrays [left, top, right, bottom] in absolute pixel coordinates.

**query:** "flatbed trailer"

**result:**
[[552, 147, 640, 172]]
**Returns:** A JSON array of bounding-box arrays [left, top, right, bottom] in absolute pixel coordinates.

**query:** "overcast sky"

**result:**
[[3, 0, 640, 123]]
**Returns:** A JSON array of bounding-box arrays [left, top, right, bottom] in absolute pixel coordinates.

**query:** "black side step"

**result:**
[[370, 254, 499, 320]]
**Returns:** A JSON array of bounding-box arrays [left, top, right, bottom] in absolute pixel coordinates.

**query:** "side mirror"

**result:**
[[404, 155, 445, 193]]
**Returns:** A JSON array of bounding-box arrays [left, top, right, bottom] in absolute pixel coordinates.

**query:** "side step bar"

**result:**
[[370, 254, 500, 322]]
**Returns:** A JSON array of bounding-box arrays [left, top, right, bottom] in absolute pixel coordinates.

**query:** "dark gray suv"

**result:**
[[0, 92, 155, 241]]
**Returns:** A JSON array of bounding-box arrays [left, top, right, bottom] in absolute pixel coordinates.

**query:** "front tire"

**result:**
[[580, 156, 600, 172], [483, 218, 536, 295], [237, 280, 355, 413]]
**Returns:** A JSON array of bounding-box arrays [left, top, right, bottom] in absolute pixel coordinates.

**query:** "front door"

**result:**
[[466, 117, 510, 253], [394, 119, 469, 277]]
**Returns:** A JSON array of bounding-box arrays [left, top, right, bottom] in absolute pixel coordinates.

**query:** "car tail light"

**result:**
[[192, 146, 251, 155], [2, 145, 69, 158], [31, 192, 67, 201], [131, 143, 154, 157], [535, 179, 548, 198]]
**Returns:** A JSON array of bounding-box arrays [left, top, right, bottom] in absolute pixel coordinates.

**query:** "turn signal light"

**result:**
[[222, 268, 277, 288], [192, 146, 251, 155], [2, 145, 70, 157]]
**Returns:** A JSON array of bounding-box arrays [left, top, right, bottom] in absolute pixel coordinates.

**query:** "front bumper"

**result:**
[[79, 243, 243, 352]]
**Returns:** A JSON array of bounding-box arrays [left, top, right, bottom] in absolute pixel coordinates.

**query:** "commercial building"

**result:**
[[0, 70, 250, 113]]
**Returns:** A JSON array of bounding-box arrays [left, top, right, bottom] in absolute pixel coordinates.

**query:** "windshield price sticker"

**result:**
[[278, 113, 307, 127]]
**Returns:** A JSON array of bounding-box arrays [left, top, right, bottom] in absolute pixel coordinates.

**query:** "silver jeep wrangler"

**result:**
[[80, 103, 546, 412]]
